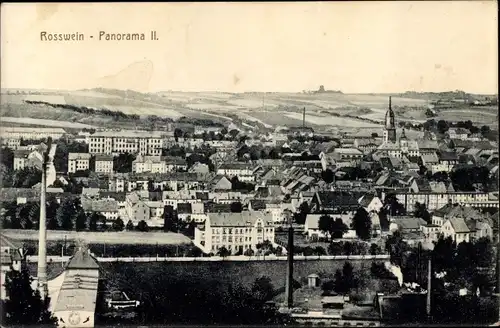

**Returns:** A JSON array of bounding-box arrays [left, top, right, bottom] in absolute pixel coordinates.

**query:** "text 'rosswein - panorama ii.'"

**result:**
[[40, 31, 159, 41]]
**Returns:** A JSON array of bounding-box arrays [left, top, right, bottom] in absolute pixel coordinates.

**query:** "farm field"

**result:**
[[435, 109, 499, 127], [0, 116, 97, 129], [2, 229, 191, 245], [285, 112, 381, 128]]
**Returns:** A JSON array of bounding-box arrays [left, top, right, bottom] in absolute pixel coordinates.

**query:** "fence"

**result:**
[[27, 254, 390, 263]]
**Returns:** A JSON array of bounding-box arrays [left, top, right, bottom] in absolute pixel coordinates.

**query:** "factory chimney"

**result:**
[[285, 214, 294, 308], [37, 137, 53, 298], [426, 258, 432, 321], [389, 96, 392, 110]]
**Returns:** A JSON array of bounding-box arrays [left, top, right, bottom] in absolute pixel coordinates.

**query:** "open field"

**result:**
[[28, 257, 392, 291], [2, 229, 191, 245], [0, 116, 97, 129], [1, 88, 496, 130]]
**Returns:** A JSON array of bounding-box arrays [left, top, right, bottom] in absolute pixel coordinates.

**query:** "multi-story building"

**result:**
[[0, 127, 65, 145], [217, 163, 254, 182], [1, 234, 24, 300], [95, 154, 114, 173], [68, 153, 91, 173], [194, 211, 275, 255], [88, 130, 163, 156], [132, 155, 187, 174]]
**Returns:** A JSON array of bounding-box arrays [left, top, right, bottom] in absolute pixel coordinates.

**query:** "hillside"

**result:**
[[1, 88, 497, 131]]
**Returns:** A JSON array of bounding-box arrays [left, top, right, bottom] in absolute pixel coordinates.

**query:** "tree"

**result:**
[[437, 120, 449, 134], [174, 128, 183, 141], [371, 132, 379, 138], [217, 246, 231, 258], [163, 205, 178, 232], [414, 202, 431, 223], [251, 276, 275, 302], [75, 210, 87, 231], [342, 262, 356, 291], [230, 202, 243, 213], [331, 218, 349, 239], [112, 218, 125, 232], [370, 243, 381, 255], [137, 220, 149, 232], [56, 198, 76, 231], [125, 220, 135, 231], [318, 215, 334, 240], [244, 248, 255, 256], [1, 266, 57, 327], [385, 230, 407, 267], [113, 152, 136, 173], [321, 169, 334, 184], [351, 208, 372, 240]]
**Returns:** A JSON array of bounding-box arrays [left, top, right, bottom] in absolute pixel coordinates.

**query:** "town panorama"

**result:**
[[0, 87, 499, 327]]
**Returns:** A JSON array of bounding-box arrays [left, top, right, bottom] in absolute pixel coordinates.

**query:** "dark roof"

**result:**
[[205, 202, 232, 213], [66, 249, 100, 270], [315, 191, 364, 210], [414, 178, 432, 192], [438, 151, 458, 161], [177, 203, 193, 214], [250, 199, 266, 210], [95, 154, 113, 161], [196, 192, 209, 200], [99, 191, 126, 201], [379, 157, 393, 170]]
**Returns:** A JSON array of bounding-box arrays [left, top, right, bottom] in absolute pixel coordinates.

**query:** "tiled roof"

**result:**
[[448, 217, 472, 233], [392, 217, 427, 230], [68, 153, 91, 160], [250, 199, 266, 210], [208, 211, 273, 227], [95, 154, 113, 161], [1, 234, 22, 249], [66, 249, 100, 270], [177, 202, 193, 214]]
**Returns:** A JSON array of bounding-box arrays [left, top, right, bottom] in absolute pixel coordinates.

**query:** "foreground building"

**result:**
[[194, 211, 275, 254]]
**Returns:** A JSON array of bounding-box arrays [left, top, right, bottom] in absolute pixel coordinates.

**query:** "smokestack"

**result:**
[[389, 96, 392, 110], [37, 138, 52, 299], [426, 258, 432, 321], [285, 217, 294, 308], [302, 107, 306, 128]]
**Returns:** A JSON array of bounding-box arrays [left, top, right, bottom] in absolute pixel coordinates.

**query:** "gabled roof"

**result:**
[[66, 249, 100, 270], [208, 211, 273, 227], [392, 217, 427, 230], [447, 217, 472, 233], [0, 234, 22, 249]]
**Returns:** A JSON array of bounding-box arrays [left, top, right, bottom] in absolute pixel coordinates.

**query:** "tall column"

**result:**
[[426, 258, 432, 321], [285, 224, 294, 308], [37, 162, 48, 298]]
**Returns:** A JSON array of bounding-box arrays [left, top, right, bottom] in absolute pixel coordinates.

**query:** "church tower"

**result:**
[[383, 96, 397, 143]]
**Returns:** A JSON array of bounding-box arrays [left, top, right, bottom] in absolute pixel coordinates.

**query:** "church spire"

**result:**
[[383, 96, 397, 143]]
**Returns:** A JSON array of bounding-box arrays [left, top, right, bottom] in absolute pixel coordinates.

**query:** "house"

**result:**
[[189, 162, 210, 174], [132, 155, 166, 174], [420, 153, 439, 171], [310, 191, 365, 214], [433, 151, 458, 173], [125, 190, 150, 222], [304, 214, 356, 240], [95, 154, 114, 173], [441, 217, 474, 243], [446, 128, 470, 140], [68, 153, 91, 173], [194, 211, 275, 255], [431, 203, 484, 226], [358, 193, 383, 213], [389, 217, 427, 233], [209, 175, 232, 191], [421, 224, 441, 242], [51, 249, 100, 327], [1, 234, 25, 300], [217, 163, 254, 182], [330, 148, 364, 162], [81, 198, 119, 221]]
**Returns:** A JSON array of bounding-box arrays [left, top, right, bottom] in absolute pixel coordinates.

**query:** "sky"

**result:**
[[1, 2, 498, 94]]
